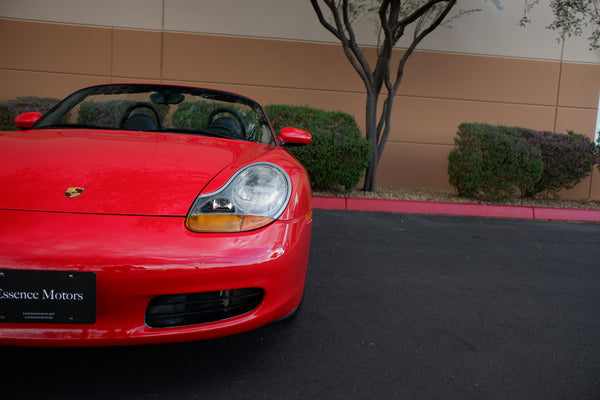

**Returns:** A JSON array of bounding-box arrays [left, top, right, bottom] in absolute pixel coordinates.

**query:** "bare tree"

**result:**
[[310, 0, 465, 191]]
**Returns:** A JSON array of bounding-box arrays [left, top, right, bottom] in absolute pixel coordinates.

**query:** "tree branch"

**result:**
[[309, 0, 343, 41], [310, 0, 374, 88], [376, 0, 457, 158], [342, 0, 375, 86], [395, 0, 452, 34], [394, 0, 457, 92]]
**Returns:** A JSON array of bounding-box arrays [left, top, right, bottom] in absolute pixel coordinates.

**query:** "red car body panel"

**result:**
[[0, 83, 312, 346], [0, 210, 311, 347], [0, 129, 309, 219]]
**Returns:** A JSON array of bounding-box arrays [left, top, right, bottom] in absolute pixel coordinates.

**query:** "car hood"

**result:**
[[0, 129, 272, 216]]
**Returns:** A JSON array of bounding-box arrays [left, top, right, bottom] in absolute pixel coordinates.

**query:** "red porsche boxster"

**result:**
[[0, 83, 312, 346]]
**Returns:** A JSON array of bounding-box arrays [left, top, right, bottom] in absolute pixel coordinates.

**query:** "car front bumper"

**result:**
[[0, 209, 312, 346]]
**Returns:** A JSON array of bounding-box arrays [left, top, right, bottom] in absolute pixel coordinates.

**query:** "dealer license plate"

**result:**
[[0, 269, 96, 324]]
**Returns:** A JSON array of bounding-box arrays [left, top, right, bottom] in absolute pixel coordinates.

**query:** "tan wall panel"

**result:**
[[589, 169, 600, 201], [558, 63, 600, 109], [112, 76, 163, 84], [162, 33, 563, 106], [376, 142, 453, 189], [0, 19, 111, 75], [561, 176, 594, 200], [3, 0, 598, 63], [0, 0, 163, 30], [553, 107, 599, 200], [388, 97, 557, 145], [162, 32, 363, 92], [0, 70, 108, 101], [398, 51, 561, 106], [112, 29, 162, 79], [554, 107, 598, 138]]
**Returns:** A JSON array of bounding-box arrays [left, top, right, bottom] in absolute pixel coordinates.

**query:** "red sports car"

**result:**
[[0, 83, 312, 346]]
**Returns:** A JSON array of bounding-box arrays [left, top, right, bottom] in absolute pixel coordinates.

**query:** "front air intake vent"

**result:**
[[145, 288, 264, 328]]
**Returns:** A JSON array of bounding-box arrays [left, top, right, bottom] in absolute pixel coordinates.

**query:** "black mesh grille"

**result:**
[[145, 288, 264, 328]]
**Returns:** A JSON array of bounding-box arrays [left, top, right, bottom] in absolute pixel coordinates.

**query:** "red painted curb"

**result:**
[[533, 207, 600, 222], [313, 196, 600, 222], [312, 196, 346, 210]]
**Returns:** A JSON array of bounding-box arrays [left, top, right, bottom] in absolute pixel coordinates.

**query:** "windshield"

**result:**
[[35, 84, 276, 145]]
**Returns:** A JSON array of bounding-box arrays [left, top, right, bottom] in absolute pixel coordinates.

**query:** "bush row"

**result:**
[[448, 123, 599, 200], [265, 104, 372, 191]]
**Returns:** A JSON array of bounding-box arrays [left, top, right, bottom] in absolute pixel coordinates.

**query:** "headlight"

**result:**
[[186, 162, 292, 232]]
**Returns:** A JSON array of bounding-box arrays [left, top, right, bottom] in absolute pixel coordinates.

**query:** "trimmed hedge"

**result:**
[[448, 122, 599, 200], [448, 123, 543, 201], [265, 104, 371, 191], [515, 129, 599, 197], [0, 96, 61, 130]]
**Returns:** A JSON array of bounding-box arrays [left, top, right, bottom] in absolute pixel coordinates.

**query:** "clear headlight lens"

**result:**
[[186, 163, 291, 232]]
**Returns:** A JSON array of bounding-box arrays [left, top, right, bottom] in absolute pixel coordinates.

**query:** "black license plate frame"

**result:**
[[0, 269, 96, 324]]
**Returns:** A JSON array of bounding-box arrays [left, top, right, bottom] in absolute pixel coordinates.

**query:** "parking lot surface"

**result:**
[[4, 209, 600, 399]]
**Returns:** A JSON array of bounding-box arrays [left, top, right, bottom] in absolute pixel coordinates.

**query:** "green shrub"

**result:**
[[0, 96, 61, 130], [449, 123, 600, 200], [514, 129, 598, 197], [448, 123, 543, 201], [265, 104, 371, 190]]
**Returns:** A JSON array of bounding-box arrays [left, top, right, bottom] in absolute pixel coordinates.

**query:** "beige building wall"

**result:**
[[1, 1, 599, 199]]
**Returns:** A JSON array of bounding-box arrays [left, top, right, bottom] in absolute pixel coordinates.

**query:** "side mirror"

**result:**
[[14, 112, 42, 129], [278, 127, 311, 146]]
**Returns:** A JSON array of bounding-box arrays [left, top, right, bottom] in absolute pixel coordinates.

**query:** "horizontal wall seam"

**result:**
[[4, 18, 598, 65], [2, 68, 594, 111], [0, 68, 110, 79], [154, 76, 566, 108], [0, 17, 161, 32], [161, 29, 598, 65]]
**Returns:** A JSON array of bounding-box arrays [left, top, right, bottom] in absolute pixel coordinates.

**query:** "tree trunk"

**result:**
[[363, 91, 380, 192], [363, 152, 378, 191]]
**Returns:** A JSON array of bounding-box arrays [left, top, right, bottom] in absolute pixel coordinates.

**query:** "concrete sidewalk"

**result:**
[[313, 196, 600, 222]]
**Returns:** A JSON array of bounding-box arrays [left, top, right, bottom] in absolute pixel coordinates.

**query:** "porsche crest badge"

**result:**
[[65, 187, 85, 198]]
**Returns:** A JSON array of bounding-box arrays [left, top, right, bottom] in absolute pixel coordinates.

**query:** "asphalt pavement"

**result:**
[[3, 209, 600, 400]]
